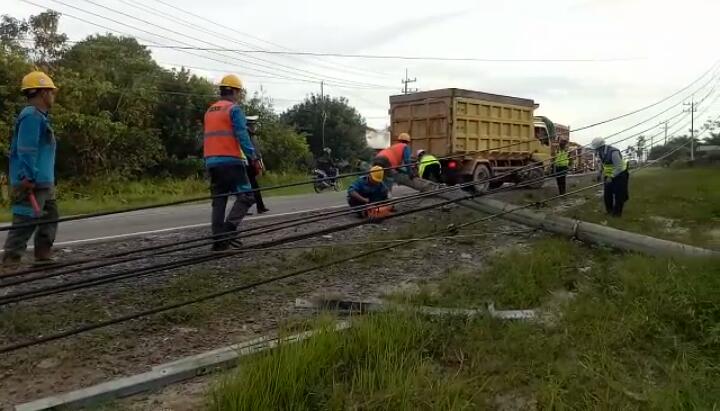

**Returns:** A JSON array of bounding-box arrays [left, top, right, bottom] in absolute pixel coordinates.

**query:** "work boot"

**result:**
[[34, 246, 55, 264], [257, 207, 270, 214]]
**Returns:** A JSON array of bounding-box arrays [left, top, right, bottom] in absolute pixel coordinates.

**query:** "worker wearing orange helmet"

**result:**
[[372, 132, 413, 187], [203, 74, 256, 251], [347, 166, 390, 217]]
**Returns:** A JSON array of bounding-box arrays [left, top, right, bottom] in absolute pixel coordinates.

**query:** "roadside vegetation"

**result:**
[[563, 166, 720, 249], [208, 237, 720, 410]]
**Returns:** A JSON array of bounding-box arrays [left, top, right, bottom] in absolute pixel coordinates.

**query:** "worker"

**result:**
[[416, 149, 441, 182], [347, 166, 389, 217], [591, 137, 630, 217], [203, 74, 256, 251], [554, 139, 570, 195], [372, 132, 412, 187], [2, 71, 59, 266], [246, 115, 269, 214]]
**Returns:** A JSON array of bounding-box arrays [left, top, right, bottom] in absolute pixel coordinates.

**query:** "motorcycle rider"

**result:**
[[315, 147, 338, 185]]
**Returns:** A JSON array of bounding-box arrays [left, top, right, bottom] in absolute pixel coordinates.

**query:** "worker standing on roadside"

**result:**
[[203, 74, 256, 251], [554, 139, 570, 195], [591, 137, 629, 217], [416, 149, 441, 182], [246, 115, 269, 215], [372, 132, 413, 187], [2, 71, 59, 266], [347, 166, 390, 217]]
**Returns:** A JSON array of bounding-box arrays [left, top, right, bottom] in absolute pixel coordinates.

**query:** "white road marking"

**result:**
[[0, 204, 346, 251]]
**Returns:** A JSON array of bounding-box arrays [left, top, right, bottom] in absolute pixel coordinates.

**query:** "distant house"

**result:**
[[697, 145, 720, 153]]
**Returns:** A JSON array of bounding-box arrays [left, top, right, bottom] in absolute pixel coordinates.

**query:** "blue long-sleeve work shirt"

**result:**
[[347, 176, 389, 203], [9, 106, 56, 188], [205, 104, 256, 168], [400, 145, 412, 174]]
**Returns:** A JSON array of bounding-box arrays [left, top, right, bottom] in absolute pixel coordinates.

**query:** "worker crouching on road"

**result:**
[[416, 149, 441, 182], [203, 74, 256, 251], [246, 115, 269, 215], [372, 132, 413, 188], [2, 71, 59, 266], [554, 139, 570, 195], [591, 137, 630, 217], [347, 166, 391, 218]]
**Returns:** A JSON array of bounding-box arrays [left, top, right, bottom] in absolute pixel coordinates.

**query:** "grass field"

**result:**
[[208, 237, 720, 410], [0, 171, 350, 222], [562, 166, 720, 248]]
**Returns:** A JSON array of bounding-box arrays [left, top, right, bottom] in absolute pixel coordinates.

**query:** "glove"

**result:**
[[20, 179, 35, 191]]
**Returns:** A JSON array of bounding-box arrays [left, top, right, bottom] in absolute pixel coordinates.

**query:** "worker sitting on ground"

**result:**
[[347, 166, 390, 218], [372, 132, 413, 187], [591, 137, 630, 217], [416, 149, 441, 182]]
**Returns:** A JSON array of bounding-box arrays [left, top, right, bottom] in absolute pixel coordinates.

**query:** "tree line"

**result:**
[[0, 11, 372, 181]]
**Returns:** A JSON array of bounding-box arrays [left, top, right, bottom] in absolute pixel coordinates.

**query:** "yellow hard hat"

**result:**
[[21, 71, 57, 91], [397, 132, 411, 142], [369, 166, 384, 183], [219, 74, 243, 89]]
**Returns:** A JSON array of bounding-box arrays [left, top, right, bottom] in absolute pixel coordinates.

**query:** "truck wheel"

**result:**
[[525, 167, 545, 189], [472, 164, 491, 193]]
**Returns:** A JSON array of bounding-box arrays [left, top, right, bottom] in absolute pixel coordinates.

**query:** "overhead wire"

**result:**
[[0, 129, 708, 355]]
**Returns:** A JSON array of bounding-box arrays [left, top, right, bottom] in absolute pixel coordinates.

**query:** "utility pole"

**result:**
[[684, 99, 697, 161], [401, 68, 417, 94], [320, 80, 327, 151], [659, 120, 668, 145]]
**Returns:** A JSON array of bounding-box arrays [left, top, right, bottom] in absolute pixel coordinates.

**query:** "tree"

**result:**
[[281, 94, 372, 162], [245, 93, 311, 171], [28, 11, 67, 69]]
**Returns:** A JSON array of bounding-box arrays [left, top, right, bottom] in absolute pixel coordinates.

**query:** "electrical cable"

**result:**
[[0, 131, 704, 355]]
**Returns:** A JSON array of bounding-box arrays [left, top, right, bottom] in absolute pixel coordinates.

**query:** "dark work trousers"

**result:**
[[209, 164, 255, 241], [3, 186, 59, 262], [347, 196, 367, 218], [555, 166, 568, 195], [247, 164, 266, 212], [603, 171, 630, 217]]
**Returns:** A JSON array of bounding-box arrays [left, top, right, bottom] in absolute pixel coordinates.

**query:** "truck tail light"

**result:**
[[447, 160, 458, 169]]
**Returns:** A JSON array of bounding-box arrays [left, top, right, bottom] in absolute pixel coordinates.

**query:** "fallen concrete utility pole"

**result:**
[[15, 322, 350, 411], [295, 298, 537, 320], [402, 178, 719, 258]]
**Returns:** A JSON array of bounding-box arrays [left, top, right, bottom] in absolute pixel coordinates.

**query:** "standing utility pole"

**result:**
[[659, 120, 668, 145], [401, 69, 417, 94], [320, 80, 327, 150], [684, 99, 697, 161]]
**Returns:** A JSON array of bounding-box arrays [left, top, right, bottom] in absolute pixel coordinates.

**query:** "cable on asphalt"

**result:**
[[0, 132, 703, 354]]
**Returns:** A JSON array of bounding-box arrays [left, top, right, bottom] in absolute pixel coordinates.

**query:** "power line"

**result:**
[[0, 133, 705, 354], [104, 43, 644, 63]]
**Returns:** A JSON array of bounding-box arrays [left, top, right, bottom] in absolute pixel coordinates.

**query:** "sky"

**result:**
[[5, 0, 720, 149]]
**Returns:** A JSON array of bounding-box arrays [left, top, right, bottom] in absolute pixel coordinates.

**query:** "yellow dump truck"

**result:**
[[389, 88, 557, 192]]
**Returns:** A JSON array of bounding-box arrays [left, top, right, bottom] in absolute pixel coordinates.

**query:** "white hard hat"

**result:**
[[590, 137, 606, 149]]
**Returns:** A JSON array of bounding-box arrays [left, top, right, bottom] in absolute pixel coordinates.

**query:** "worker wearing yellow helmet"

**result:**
[[203, 74, 257, 251], [2, 71, 60, 266], [347, 166, 390, 218]]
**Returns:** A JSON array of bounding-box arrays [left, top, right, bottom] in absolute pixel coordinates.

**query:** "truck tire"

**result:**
[[472, 164, 491, 193], [525, 167, 545, 189]]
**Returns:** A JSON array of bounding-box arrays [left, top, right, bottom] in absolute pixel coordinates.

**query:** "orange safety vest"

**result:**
[[376, 143, 407, 167], [203, 100, 244, 159]]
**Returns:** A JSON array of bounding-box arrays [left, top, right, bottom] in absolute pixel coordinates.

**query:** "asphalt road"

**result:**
[[0, 187, 417, 249]]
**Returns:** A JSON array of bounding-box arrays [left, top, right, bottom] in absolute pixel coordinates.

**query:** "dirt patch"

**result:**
[[648, 215, 690, 235]]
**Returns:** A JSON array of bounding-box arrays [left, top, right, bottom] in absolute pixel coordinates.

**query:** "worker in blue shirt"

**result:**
[[347, 166, 389, 217], [203, 74, 256, 251], [3, 71, 59, 266]]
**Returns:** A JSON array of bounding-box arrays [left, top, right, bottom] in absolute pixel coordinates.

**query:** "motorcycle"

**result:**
[[313, 167, 341, 193]]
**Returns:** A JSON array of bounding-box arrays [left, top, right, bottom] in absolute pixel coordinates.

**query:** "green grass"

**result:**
[[0, 172, 345, 221], [208, 238, 720, 410], [563, 167, 720, 248]]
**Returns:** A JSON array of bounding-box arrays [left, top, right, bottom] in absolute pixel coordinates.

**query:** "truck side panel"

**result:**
[[390, 97, 452, 156], [453, 98, 536, 156]]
